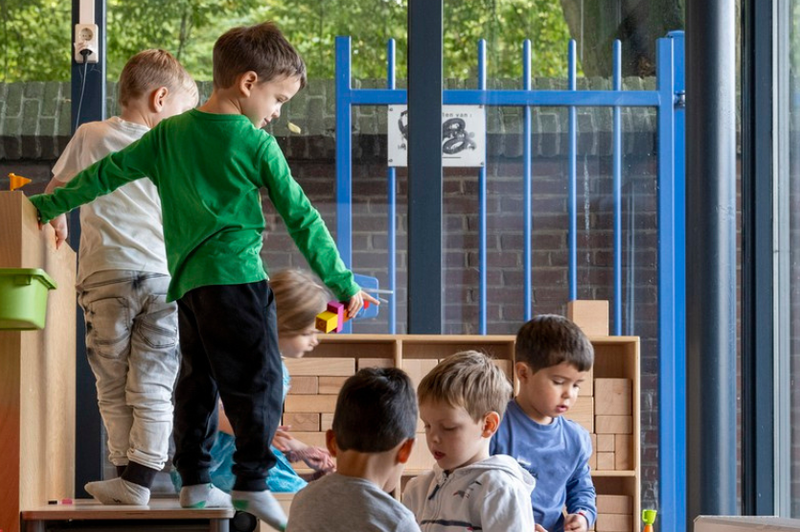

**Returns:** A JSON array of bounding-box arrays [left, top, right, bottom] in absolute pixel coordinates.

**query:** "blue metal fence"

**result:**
[[335, 31, 685, 532]]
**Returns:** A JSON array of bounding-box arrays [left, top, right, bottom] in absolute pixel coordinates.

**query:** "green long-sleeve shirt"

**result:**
[[30, 109, 359, 302]]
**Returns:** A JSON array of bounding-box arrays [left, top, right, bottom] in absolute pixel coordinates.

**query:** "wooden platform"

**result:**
[[21, 499, 235, 532]]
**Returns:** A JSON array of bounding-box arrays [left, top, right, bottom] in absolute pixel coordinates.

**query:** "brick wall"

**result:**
[[1, 79, 663, 511]]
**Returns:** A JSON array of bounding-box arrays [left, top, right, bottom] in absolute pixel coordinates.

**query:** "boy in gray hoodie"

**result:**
[[402, 351, 536, 532]]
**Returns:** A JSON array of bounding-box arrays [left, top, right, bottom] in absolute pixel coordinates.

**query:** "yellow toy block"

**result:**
[[316, 311, 338, 333]]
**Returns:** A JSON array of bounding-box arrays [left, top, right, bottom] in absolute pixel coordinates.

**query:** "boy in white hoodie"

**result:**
[[403, 351, 536, 532]]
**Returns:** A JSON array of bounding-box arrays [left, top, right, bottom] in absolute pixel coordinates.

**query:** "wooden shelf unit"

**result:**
[[285, 333, 641, 532]]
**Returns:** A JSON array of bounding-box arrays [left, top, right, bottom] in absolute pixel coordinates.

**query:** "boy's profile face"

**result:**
[[420, 400, 493, 473], [515, 360, 588, 425], [243, 74, 301, 128]]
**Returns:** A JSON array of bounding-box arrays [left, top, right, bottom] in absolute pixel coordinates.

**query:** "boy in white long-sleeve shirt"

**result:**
[[402, 351, 535, 532]]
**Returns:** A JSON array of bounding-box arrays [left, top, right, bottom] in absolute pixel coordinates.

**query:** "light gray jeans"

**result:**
[[78, 270, 180, 471]]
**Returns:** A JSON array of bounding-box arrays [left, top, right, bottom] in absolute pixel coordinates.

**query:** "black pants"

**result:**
[[173, 281, 282, 492]]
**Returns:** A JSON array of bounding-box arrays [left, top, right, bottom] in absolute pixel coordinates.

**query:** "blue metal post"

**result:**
[[568, 40, 578, 300], [657, 33, 686, 532], [478, 40, 487, 335], [387, 39, 397, 334], [71, 0, 106, 498], [335, 37, 354, 333], [612, 40, 622, 336], [523, 40, 533, 321]]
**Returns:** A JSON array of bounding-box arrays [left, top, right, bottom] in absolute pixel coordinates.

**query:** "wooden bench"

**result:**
[[21, 499, 235, 532]]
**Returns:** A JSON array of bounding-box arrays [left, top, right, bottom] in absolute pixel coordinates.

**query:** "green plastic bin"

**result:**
[[0, 268, 57, 330]]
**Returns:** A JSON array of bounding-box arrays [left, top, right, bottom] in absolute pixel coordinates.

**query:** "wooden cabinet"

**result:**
[[286, 333, 641, 532], [0, 192, 77, 532]]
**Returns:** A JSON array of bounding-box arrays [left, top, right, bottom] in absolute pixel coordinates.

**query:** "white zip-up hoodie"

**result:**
[[402, 454, 536, 531]]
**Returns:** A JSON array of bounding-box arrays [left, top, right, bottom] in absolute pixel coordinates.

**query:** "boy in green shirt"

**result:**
[[30, 22, 376, 531]]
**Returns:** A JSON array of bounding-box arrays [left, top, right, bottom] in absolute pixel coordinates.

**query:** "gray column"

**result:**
[[407, 0, 443, 334], [686, 0, 738, 526]]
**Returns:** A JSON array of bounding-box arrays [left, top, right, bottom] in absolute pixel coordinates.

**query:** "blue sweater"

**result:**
[[490, 400, 597, 532]]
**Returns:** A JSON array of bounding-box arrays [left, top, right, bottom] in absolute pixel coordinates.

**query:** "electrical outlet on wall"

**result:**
[[74, 23, 99, 64]]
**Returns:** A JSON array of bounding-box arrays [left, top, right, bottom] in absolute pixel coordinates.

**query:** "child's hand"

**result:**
[[347, 290, 380, 318], [535, 525, 549, 532], [49, 214, 68, 249], [564, 512, 589, 532], [273, 428, 309, 454]]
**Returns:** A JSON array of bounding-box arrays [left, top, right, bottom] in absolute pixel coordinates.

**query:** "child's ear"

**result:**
[[481, 411, 500, 438], [325, 429, 338, 457], [396, 438, 415, 464], [515, 361, 532, 382], [238, 71, 259, 97], [151, 87, 169, 112]]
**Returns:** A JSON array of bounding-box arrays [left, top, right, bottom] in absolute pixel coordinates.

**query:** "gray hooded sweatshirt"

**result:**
[[402, 454, 536, 531]]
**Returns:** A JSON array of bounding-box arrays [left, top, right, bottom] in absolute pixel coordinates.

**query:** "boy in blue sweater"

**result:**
[[490, 314, 597, 532]]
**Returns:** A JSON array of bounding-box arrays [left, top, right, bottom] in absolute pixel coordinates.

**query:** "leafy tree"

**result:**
[[0, 0, 590, 82]]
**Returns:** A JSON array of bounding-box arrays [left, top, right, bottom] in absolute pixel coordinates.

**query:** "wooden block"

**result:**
[[588, 434, 597, 470], [318, 376, 348, 395], [402, 359, 439, 390], [567, 300, 609, 336], [283, 357, 355, 376], [596, 434, 615, 453], [282, 413, 320, 432], [357, 357, 394, 369], [614, 434, 632, 470], [287, 376, 318, 395], [596, 452, 615, 471], [594, 378, 631, 415], [289, 431, 328, 449], [564, 397, 593, 432], [321, 413, 334, 431], [579, 367, 593, 397], [595, 513, 633, 532], [284, 395, 338, 413], [596, 495, 633, 515], [594, 415, 632, 434]]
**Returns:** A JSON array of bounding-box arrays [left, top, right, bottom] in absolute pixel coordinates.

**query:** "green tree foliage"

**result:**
[[1, 0, 574, 82]]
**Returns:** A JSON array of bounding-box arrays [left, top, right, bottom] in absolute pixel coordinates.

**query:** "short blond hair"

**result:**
[[269, 269, 330, 335], [118, 49, 197, 109], [417, 350, 513, 422]]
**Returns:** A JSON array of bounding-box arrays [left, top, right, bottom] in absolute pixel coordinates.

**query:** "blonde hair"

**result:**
[[417, 350, 513, 422], [118, 49, 198, 109], [269, 269, 329, 335]]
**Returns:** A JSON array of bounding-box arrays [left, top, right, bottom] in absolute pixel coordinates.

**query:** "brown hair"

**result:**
[[118, 49, 197, 109], [269, 269, 329, 335], [212, 22, 307, 90], [515, 314, 594, 373], [417, 350, 513, 422]]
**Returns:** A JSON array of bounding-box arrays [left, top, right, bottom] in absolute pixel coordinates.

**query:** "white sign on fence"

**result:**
[[387, 105, 486, 167]]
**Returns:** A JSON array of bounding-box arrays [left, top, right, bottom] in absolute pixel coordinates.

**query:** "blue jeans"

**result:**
[[78, 270, 180, 471]]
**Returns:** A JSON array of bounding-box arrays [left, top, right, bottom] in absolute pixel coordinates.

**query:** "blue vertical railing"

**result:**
[[335, 31, 685, 530]]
